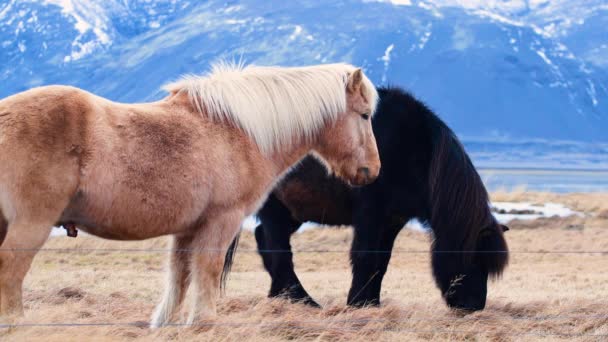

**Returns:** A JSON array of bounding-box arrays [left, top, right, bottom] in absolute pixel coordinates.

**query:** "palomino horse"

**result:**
[[250, 86, 509, 311], [0, 62, 380, 326]]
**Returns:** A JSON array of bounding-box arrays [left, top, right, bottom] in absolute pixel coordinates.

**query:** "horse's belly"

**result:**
[[59, 186, 206, 240], [76, 221, 179, 240]]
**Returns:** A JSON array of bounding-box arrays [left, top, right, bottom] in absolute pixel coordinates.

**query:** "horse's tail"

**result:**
[[0, 212, 7, 247], [221, 229, 241, 294], [0, 120, 7, 247], [427, 124, 508, 275]]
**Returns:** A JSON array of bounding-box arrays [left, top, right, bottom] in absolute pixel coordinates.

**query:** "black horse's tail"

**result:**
[[221, 229, 242, 293], [427, 125, 508, 275]]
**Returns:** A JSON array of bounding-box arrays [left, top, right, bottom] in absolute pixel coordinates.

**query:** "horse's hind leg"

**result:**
[[0, 220, 53, 317], [150, 234, 194, 328], [254, 224, 273, 272], [0, 183, 77, 317]]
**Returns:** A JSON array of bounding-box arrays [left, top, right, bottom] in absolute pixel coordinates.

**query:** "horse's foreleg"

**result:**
[[347, 210, 402, 307], [347, 218, 379, 307], [365, 223, 401, 305], [347, 203, 392, 307], [0, 220, 52, 317], [150, 234, 193, 328], [187, 211, 243, 324], [256, 196, 316, 306]]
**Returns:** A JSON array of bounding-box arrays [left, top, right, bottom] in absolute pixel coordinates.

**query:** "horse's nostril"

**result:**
[[357, 167, 370, 178]]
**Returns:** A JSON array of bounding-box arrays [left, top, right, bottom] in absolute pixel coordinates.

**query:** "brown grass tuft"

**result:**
[[57, 287, 86, 300]]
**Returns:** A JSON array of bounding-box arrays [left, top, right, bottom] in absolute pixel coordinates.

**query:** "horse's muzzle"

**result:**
[[351, 167, 376, 186]]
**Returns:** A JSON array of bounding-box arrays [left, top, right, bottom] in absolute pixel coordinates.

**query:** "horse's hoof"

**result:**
[[270, 291, 322, 308], [450, 306, 483, 316], [347, 299, 380, 308], [299, 297, 321, 308]]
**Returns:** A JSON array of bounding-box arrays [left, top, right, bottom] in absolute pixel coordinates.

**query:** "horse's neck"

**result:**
[[267, 140, 317, 179]]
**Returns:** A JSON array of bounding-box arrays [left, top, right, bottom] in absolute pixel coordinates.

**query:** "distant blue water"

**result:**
[[479, 169, 608, 193]]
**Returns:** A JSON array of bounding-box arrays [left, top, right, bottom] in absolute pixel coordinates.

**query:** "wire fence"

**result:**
[[1, 317, 608, 338], [0, 247, 607, 254]]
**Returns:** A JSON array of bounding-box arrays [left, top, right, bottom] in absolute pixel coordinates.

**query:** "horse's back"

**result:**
[[1, 85, 92, 107], [0, 85, 94, 139]]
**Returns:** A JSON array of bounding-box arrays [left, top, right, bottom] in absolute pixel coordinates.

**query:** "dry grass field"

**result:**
[[1, 191, 607, 341]]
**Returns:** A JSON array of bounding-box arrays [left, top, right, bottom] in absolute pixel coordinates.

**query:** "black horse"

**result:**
[[225, 86, 509, 311]]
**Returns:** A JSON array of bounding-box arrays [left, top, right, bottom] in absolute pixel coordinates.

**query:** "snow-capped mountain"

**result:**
[[1, 0, 607, 166]]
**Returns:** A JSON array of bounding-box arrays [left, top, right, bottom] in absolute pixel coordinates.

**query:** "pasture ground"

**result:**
[[1, 191, 608, 341]]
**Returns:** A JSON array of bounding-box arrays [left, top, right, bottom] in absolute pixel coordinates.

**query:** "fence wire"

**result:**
[[1, 318, 608, 338], [0, 247, 607, 254]]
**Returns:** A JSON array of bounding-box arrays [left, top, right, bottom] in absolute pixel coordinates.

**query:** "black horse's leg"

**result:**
[[255, 195, 320, 307], [347, 208, 403, 307], [254, 224, 274, 275], [347, 205, 383, 307], [363, 222, 402, 305]]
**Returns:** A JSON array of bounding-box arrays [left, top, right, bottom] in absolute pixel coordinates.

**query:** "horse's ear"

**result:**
[[500, 224, 510, 232], [347, 68, 363, 94], [164, 88, 181, 100]]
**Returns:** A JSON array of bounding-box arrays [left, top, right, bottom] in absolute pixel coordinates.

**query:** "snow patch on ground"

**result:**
[[492, 202, 581, 223], [404, 218, 429, 232]]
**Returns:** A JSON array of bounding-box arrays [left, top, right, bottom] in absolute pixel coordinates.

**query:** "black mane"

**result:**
[[377, 86, 507, 273]]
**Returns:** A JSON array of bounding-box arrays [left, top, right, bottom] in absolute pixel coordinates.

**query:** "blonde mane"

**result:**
[[163, 62, 378, 155]]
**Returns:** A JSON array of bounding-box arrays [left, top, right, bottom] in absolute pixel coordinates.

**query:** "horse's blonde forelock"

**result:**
[[163, 62, 378, 155]]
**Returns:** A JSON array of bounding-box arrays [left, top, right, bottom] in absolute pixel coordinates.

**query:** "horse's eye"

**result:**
[[361, 113, 370, 120]]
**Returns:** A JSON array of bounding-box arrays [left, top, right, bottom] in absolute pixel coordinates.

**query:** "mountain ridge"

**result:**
[[1, 0, 607, 147]]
